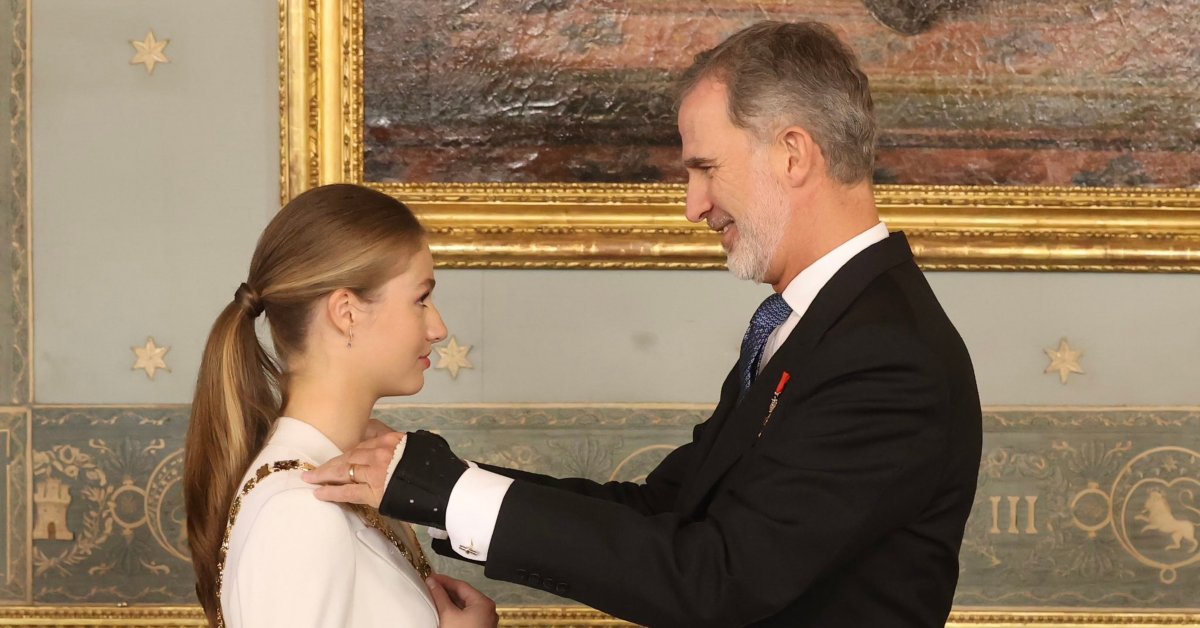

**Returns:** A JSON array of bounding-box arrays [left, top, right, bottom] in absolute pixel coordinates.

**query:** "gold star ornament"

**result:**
[[132, 337, 171, 380], [1044, 338, 1084, 384], [130, 31, 170, 74], [434, 337, 474, 379]]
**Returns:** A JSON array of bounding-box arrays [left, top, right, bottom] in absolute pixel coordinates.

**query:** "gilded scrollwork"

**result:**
[[2, 605, 1200, 626], [280, 0, 1200, 271]]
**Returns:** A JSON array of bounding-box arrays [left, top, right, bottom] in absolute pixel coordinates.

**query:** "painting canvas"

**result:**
[[362, 0, 1199, 188]]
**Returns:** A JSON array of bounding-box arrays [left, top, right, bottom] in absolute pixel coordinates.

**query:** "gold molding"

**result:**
[[1, 607, 1199, 627], [279, 0, 1200, 271]]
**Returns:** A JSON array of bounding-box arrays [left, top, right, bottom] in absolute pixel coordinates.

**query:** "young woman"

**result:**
[[184, 184, 492, 627]]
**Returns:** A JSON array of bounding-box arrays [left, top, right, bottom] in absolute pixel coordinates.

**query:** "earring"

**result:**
[[347, 321, 354, 349]]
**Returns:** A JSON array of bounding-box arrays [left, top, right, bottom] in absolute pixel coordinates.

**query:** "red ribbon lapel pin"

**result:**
[[757, 371, 792, 438]]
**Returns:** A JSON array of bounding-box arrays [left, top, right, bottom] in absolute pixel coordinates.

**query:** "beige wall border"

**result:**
[[2, 607, 1200, 627], [279, 0, 1200, 272]]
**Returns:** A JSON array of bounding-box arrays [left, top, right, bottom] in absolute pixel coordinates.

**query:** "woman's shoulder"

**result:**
[[240, 468, 349, 526], [230, 464, 353, 549]]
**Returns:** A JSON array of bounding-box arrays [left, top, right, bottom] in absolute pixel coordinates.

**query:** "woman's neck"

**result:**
[[281, 371, 375, 452]]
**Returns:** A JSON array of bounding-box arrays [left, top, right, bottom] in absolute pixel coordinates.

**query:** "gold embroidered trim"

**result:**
[[214, 460, 432, 628]]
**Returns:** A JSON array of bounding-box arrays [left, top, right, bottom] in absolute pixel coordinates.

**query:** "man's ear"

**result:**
[[778, 126, 818, 188]]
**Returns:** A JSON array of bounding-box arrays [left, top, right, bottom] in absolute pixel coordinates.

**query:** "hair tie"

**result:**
[[234, 282, 264, 318]]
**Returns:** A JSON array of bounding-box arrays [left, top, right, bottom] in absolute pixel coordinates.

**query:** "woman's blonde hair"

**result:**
[[183, 184, 425, 624]]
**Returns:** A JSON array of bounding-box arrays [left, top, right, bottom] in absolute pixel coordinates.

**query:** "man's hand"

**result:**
[[426, 574, 498, 628], [363, 417, 397, 440], [305, 429, 467, 528], [303, 431, 407, 509], [378, 430, 468, 527]]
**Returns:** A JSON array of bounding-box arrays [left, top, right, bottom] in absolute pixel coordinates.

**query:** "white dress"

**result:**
[[219, 417, 439, 628]]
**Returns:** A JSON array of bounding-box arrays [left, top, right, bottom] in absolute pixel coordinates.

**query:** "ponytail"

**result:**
[[184, 286, 280, 625], [182, 183, 427, 625]]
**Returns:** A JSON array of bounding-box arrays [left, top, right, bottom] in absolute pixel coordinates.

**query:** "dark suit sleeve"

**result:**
[[483, 326, 951, 627], [476, 435, 698, 517], [432, 404, 722, 565]]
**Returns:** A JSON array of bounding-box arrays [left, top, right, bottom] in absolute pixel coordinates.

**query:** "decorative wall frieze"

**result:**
[[0, 410, 29, 603], [4, 404, 1197, 618], [3, 0, 31, 405]]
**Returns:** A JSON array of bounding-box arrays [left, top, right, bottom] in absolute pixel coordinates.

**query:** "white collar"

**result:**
[[779, 222, 889, 319], [266, 417, 344, 465]]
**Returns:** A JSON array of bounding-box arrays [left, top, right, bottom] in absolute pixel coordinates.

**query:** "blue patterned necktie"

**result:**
[[739, 293, 794, 395]]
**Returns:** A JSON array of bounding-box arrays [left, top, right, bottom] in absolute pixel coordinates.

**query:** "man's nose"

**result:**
[[684, 178, 711, 224]]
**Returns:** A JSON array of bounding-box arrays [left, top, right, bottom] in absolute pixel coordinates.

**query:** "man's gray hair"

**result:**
[[677, 21, 877, 185]]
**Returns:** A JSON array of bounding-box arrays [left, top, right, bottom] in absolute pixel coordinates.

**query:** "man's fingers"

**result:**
[[311, 482, 374, 506], [303, 456, 353, 485], [302, 432, 406, 485], [363, 418, 396, 440], [357, 431, 407, 451], [425, 575, 458, 613]]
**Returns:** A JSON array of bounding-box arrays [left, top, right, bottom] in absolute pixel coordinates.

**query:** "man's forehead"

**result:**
[[679, 81, 737, 150], [680, 78, 727, 113]]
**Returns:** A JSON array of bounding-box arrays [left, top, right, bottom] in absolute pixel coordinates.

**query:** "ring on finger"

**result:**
[[348, 463, 358, 483]]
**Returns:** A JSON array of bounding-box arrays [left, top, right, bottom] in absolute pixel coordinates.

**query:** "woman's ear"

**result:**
[[323, 288, 359, 338]]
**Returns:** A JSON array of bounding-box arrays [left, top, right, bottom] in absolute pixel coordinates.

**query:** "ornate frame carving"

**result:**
[[279, 0, 1200, 271], [2, 607, 1199, 627]]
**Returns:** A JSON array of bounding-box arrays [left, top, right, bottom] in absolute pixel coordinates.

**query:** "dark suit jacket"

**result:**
[[436, 232, 982, 627]]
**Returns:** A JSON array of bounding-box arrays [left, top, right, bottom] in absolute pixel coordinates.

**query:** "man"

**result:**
[[307, 20, 982, 627]]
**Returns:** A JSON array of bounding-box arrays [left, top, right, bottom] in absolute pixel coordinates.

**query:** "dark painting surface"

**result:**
[[363, 0, 1198, 187]]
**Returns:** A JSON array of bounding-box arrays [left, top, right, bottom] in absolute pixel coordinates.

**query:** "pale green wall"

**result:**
[[29, 0, 1200, 408], [32, 0, 278, 404], [11, 0, 1200, 614]]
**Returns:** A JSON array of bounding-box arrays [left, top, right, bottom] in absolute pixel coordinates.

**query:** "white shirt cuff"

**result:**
[[445, 467, 513, 561], [425, 463, 478, 540], [384, 437, 407, 485]]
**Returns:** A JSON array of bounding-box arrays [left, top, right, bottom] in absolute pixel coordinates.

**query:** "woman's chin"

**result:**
[[381, 379, 423, 399]]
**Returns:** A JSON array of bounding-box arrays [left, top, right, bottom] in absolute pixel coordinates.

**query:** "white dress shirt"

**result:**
[[439, 223, 890, 561], [222, 417, 438, 628], [758, 222, 889, 372]]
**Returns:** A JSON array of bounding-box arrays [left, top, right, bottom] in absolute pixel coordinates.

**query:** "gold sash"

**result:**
[[214, 460, 432, 628]]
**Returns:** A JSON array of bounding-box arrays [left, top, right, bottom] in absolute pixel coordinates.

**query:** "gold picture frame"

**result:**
[[2, 606, 1199, 627], [267, 3, 1200, 625], [279, 0, 1200, 271]]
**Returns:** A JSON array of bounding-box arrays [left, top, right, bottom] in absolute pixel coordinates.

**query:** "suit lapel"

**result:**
[[678, 364, 743, 488], [676, 233, 916, 515]]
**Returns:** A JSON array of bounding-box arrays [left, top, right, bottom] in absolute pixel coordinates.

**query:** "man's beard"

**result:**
[[725, 171, 789, 282]]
